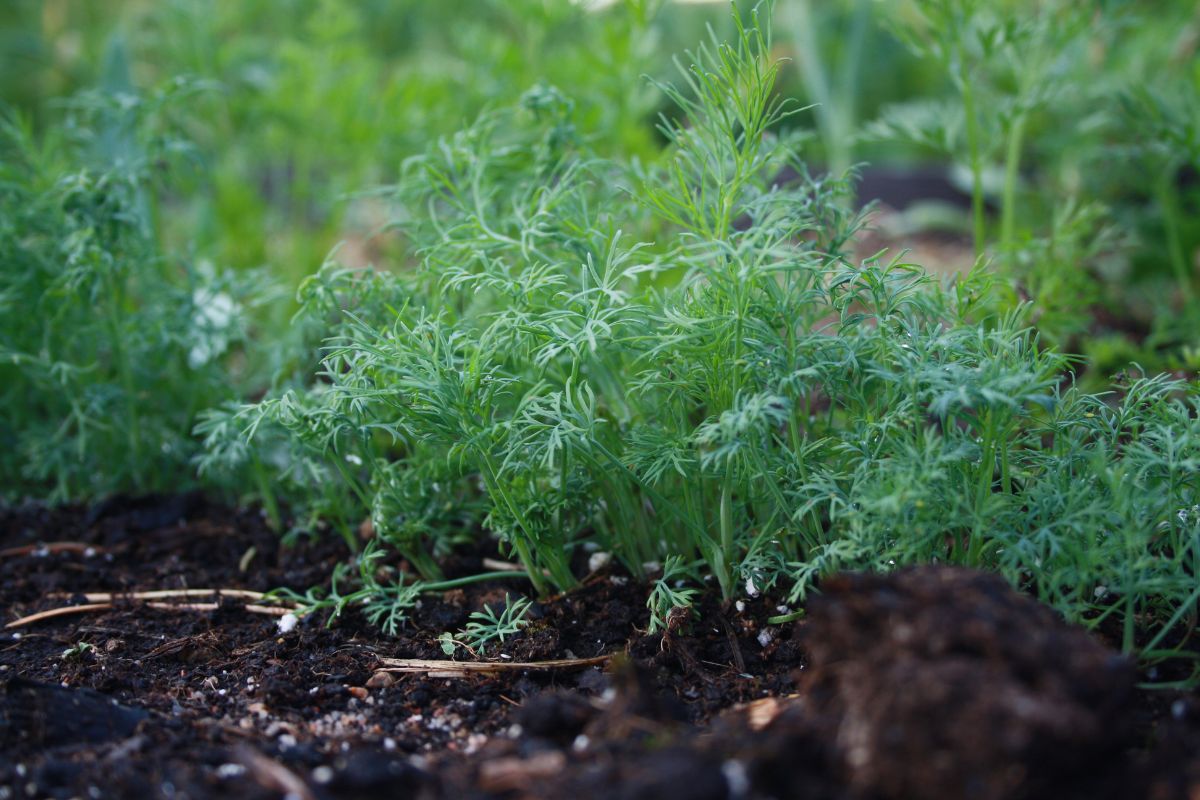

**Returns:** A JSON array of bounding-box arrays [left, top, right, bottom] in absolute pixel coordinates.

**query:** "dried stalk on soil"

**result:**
[[378, 654, 612, 676], [235, 747, 317, 800], [0, 542, 105, 559], [48, 588, 298, 605], [6, 596, 293, 629], [5, 603, 117, 629]]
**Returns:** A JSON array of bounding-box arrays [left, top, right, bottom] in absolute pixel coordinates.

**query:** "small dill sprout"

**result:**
[[647, 556, 699, 634], [442, 595, 533, 656]]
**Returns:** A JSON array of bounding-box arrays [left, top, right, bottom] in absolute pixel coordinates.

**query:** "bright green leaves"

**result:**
[[0, 80, 267, 502], [644, 5, 796, 240], [209, 4, 1200, 682]]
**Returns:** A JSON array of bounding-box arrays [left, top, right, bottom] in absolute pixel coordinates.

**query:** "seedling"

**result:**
[[440, 595, 532, 656], [647, 556, 700, 634], [61, 641, 95, 662]]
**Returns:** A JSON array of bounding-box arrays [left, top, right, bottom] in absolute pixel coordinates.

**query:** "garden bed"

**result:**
[[3, 496, 1198, 800]]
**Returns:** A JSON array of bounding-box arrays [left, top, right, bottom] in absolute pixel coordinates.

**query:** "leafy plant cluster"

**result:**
[[0, 0, 693, 504], [865, 0, 1200, 359], [214, 9, 1199, 678], [0, 72, 269, 501]]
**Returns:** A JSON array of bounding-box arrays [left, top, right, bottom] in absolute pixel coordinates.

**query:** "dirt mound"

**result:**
[[799, 567, 1138, 800], [456, 566, 1165, 800]]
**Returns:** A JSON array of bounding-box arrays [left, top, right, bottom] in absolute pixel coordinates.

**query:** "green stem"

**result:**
[[969, 410, 998, 565], [1141, 584, 1200, 656], [511, 538, 548, 596], [1000, 112, 1027, 263], [589, 441, 705, 544], [1158, 162, 1194, 304], [400, 547, 444, 583], [788, 0, 870, 184], [540, 545, 578, 595], [331, 456, 372, 551], [1123, 575, 1137, 654], [103, 269, 142, 488], [789, 0, 837, 172], [252, 454, 283, 532], [477, 456, 575, 595], [419, 570, 532, 593], [961, 71, 987, 259], [718, 461, 735, 600], [768, 608, 806, 624]]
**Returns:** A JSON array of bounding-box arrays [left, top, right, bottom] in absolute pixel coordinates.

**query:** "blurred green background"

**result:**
[[2, 0, 946, 284], [3, 0, 1198, 500], [6, 0, 1195, 291]]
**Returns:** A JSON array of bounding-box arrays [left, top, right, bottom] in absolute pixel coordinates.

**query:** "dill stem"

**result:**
[[969, 410, 998, 565], [1157, 162, 1193, 304], [252, 454, 282, 532], [718, 460, 735, 600], [1000, 112, 1027, 264], [961, 70, 987, 260], [478, 458, 550, 596], [421, 570, 533, 592], [103, 268, 143, 489]]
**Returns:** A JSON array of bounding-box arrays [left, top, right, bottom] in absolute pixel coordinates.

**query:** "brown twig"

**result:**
[[245, 604, 291, 616], [479, 752, 566, 793], [141, 601, 290, 616], [0, 542, 104, 559], [5, 598, 293, 629], [718, 612, 746, 673], [481, 557, 526, 572], [4, 603, 114, 628], [48, 588, 296, 605], [378, 654, 612, 675]]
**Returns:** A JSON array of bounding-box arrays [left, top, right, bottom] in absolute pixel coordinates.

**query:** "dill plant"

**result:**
[[226, 6, 1199, 677], [865, 0, 1200, 355], [864, 0, 1118, 344], [438, 595, 533, 656], [1115, 80, 1200, 308], [0, 75, 269, 502]]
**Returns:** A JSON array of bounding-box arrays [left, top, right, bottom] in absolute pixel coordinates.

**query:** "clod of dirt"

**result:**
[[515, 690, 596, 745], [1, 677, 150, 748], [801, 566, 1137, 800], [84, 491, 204, 531], [321, 747, 429, 794]]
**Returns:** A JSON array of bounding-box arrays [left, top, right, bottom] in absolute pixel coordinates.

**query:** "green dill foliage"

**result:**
[[19, 0, 677, 288], [872, 0, 1094, 251], [0, 67, 268, 502], [865, 0, 1200, 355], [1115, 79, 1200, 311], [225, 5, 1199, 677], [269, 540, 421, 637], [866, 0, 1112, 340], [647, 556, 700, 634], [440, 594, 533, 657], [268, 538, 533, 637]]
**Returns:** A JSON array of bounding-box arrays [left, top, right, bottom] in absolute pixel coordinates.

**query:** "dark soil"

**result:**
[[2, 496, 1198, 800]]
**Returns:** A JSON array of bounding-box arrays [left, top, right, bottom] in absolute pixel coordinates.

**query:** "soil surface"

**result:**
[[2, 496, 1198, 799]]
